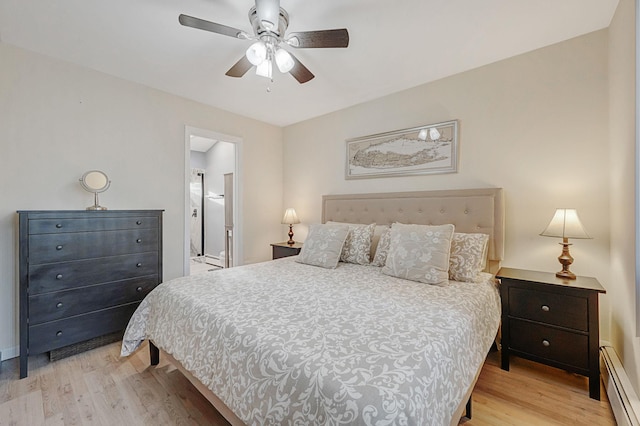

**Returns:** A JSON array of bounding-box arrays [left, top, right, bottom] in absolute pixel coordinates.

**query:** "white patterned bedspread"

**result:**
[[121, 257, 500, 426]]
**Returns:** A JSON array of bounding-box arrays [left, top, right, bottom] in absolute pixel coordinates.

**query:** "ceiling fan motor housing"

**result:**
[[249, 6, 289, 39]]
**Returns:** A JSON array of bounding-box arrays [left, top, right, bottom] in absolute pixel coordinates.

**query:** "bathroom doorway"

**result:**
[[184, 126, 242, 276]]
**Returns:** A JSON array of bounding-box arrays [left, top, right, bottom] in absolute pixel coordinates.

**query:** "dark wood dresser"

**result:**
[[497, 267, 605, 400], [18, 210, 163, 378]]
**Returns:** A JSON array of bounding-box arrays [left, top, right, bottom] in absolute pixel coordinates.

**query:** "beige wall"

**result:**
[[283, 31, 612, 339], [609, 0, 640, 394], [0, 43, 283, 358]]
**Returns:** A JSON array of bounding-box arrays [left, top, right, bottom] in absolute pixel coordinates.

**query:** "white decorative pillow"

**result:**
[[370, 224, 390, 261], [449, 232, 490, 282], [296, 224, 350, 269], [326, 222, 376, 265], [371, 226, 391, 267], [382, 223, 455, 285]]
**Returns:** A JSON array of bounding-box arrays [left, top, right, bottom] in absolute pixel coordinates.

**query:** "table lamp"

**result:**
[[540, 208, 591, 279], [281, 208, 300, 245]]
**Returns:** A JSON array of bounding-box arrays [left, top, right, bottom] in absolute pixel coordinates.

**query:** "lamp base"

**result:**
[[287, 225, 295, 245], [555, 270, 576, 280], [556, 238, 576, 280]]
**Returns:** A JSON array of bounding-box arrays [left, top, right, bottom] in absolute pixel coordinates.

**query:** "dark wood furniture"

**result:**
[[270, 242, 302, 259], [18, 210, 163, 378], [497, 267, 605, 400]]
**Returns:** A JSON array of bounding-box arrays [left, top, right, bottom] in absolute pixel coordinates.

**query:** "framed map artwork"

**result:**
[[345, 120, 458, 179]]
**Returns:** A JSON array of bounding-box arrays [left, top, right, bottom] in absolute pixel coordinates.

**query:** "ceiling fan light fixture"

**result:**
[[275, 48, 294, 73], [246, 41, 267, 65], [256, 59, 273, 79]]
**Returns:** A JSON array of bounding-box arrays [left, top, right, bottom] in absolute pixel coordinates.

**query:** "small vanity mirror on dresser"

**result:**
[[79, 170, 110, 210]]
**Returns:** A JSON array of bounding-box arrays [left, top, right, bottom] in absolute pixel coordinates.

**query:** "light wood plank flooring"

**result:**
[[0, 342, 615, 425]]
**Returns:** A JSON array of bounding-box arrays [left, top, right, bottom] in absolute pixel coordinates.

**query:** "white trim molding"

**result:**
[[601, 346, 640, 426]]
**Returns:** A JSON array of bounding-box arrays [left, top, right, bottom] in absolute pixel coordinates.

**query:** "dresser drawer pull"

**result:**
[[136, 263, 142, 267], [56, 274, 63, 280], [55, 223, 63, 229], [136, 238, 142, 243], [541, 305, 550, 312], [56, 245, 63, 250], [542, 339, 550, 347], [56, 331, 63, 337], [136, 286, 143, 292], [56, 302, 63, 309], [136, 220, 142, 225]]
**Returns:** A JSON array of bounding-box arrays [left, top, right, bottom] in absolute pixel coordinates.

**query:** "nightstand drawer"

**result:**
[[510, 319, 589, 370], [508, 287, 588, 331]]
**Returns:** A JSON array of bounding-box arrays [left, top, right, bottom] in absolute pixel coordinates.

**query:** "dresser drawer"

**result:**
[[29, 229, 159, 264], [29, 276, 158, 325], [28, 216, 158, 234], [28, 303, 140, 354], [510, 319, 589, 370], [508, 287, 588, 331], [29, 252, 159, 294]]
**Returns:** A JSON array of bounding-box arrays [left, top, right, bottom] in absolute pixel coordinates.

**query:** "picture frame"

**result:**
[[345, 120, 458, 179]]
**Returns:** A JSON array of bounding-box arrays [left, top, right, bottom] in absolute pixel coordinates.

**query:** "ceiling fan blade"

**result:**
[[287, 29, 349, 48], [288, 53, 314, 84], [179, 14, 246, 39], [225, 56, 253, 78]]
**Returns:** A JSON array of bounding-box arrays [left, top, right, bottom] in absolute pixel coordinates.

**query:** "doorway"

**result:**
[[184, 126, 242, 276]]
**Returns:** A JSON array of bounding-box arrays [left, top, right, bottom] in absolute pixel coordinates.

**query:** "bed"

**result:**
[[121, 188, 504, 426]]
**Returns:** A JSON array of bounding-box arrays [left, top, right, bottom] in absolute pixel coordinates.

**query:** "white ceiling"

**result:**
[[0, 0, 619, 127]]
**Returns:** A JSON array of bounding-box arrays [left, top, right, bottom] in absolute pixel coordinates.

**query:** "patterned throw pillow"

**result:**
[[296, 224, 350, 269], [371, 226, 391, 266], [327, 221, 376, 265], [449, 233, 489, 282], [382, 223, 455, 285]]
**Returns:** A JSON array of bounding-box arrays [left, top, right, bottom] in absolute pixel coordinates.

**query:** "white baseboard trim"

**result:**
[[0, 346, 19, 361], [601, 346, 640, 426]]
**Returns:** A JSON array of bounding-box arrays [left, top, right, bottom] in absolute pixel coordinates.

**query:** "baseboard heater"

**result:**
[[601, 346, 640, 426]]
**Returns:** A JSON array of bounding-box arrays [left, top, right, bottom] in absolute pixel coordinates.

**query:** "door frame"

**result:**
[[184, 126, 243, 275]]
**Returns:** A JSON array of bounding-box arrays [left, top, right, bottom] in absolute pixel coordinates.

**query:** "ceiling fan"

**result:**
[[179, 0, 349, 84]]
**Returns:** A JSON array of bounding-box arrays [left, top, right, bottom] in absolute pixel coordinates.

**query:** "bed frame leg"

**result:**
[[149, 341, 160, 366], [465, 396, 472, 419]]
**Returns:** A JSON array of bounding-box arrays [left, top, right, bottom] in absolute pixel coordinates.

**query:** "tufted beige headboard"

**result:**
[[322, 188, 504, 273]]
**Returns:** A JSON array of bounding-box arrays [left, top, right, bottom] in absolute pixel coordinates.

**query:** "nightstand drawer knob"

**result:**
[[136, 238, 142, 243], [541, 305, 550, 312], [56, 302, 63, 309], [136, 263, 142, 267], [56, 331, 63, 337], [56, 274, 63, 280], [542, 339, 550, 347], [55, 223, 63, 229], [56, 245, 63, 250]]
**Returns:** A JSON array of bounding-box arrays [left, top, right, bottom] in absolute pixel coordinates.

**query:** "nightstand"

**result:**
[[271, 242, 302, 259], [497, 267, 606, 400]]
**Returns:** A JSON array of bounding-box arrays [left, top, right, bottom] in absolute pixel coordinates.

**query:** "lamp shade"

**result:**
[[281, 208, 300, 225], [540, 208, 591, 239]]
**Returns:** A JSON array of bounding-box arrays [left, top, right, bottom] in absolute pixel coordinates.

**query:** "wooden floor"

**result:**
[[0, 342, 616, 425]]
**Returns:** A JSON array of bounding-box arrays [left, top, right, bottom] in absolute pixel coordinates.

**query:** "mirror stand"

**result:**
[[88, 192, 108, 211], [79, 170, 111, 211]]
